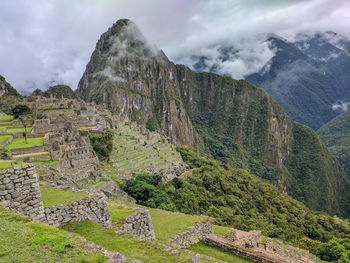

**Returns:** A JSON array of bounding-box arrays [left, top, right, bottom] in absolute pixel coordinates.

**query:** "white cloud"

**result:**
[[0, 0, 349, 93]]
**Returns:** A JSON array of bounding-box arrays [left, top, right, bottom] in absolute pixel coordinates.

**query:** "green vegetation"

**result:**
[[316, 238, 350, 263], [0, 206, 106, 263], [0, 115, 13, 121], [108, 205, 136, 228], [62, 220, 204, 263], [123, 173, 168, 208], [4, 137, 44, 149], [213, 225, 232, 236], [40, 186, 88, 208], [30, 160, 60, 166], [318, 111, 350, 178], [0, 160, 13, 169], [89, 129, 113, 161], [10, 104, 33, 144], [189, 242, 251, 263], [148, 208, 205, 243], [146, 116, 160, 131], [138, 146, 350, 246], [3, 126, 33, 133], [0, 135, 11, 144]]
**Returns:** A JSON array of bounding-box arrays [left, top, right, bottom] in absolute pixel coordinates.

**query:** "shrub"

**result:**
[[89, 129, 113, 161]]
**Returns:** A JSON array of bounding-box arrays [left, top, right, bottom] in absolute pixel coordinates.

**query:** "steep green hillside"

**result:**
[[318, 111, 350, 178], [158, 147, 350, 243], [77, 19, 349, 216]]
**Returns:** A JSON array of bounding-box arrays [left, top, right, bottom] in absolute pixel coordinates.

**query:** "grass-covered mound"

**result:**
[[40, 186, 88, 208], [0, 206, 106, 263]]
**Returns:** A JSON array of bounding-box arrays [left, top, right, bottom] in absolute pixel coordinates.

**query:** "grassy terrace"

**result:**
[[189, 242, 252, 263], [3, 137, 44, 149], [40, 186, 88, 208], [62, 220, 211, 263], [0, 135, 11, 144], [0, 160, 13, 170], [0, 115, 13, 121], [0, 207, 106, 263]]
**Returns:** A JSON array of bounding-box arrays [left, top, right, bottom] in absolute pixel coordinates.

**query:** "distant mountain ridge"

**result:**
[[184, 31, 350, 130], [77, 19, 349, 216]]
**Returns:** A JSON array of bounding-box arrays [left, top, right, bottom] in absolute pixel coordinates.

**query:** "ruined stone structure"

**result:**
[[120, 209, 155, 241], [227, 229, 262, 249], [0, 164, 111, 227], [169, 219, 213, 248], [45, 195, 111, 227], [0, 163, 46, 221], [44, 123, 100, 180]]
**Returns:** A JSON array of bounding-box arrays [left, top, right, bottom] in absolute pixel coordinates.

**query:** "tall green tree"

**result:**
[[10, 104, 32, 144]]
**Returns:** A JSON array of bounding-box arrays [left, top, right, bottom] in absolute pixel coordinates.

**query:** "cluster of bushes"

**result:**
[[88, 129, 113, 161], [124, 146, 350, 254]]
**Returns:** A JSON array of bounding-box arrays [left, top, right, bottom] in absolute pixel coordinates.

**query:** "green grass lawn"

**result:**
[[0, 207, 107, 263], [30, 160, 60, 166], [148, 208, 206, 243], [189, 242, 252, 263], [4, 127, 33, 133], [213, 225, 233, 236], [0, 160, 13, 170], [0, 135, 11, 144], [62, 220, 211, 263], [0, 115, 13, 121], [108, 206, 136, 228], [4, 137, 44, 149], [40, 186, 88, 208]]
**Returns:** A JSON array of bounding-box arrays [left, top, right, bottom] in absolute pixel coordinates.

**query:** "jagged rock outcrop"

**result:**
[[0, 75, 21, 98], [77, 19, 349, 216]]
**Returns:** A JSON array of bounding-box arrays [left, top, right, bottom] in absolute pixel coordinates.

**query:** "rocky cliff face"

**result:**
[[77, 19, 349, 215], [0, 75, 21, 97]]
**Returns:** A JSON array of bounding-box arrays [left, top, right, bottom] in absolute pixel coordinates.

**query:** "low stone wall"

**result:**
[[0, 135, 12, 148], [0, 164, 46, 221], [10, 146, 45, 155], [169, 219, 213, 248], [120, 209, 155, 241], [0, 164, 111, 227], [227, 229, 262, 249], [44, 194, 111, 227], [206, 235, 282, 263]]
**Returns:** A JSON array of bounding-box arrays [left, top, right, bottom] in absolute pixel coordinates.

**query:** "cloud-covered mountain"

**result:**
[[183, 31, 350, 130]]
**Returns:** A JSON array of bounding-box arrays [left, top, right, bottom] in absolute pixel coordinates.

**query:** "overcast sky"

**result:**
[[0, 0, 349, 94]]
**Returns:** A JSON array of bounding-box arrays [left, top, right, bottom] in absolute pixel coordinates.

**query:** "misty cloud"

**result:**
[[0, 0, 349, 94], [332, 101, 350, 112]]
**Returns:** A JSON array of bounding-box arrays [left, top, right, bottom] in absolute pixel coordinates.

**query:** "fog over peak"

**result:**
[[0, 0, 349, 94]]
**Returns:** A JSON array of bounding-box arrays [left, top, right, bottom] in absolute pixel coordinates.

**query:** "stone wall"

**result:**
[[227, 229, 262, 249], [0, 164, 46, 221], [44, 194, 111, 227], [169, 219, 213, 248], [120, 209, 155, 241], [9, 146, 46, 155], [32, 119, 60, 134], [206, 235, 281, 263], [0, 164, 111, 227]]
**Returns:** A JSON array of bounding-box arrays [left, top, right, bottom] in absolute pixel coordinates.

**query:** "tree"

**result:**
[[10, 104, 32, 144]]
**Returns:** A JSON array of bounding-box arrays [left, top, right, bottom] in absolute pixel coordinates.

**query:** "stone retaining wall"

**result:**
[[169, 219, 213, 248], [0, 164, 111, 227], [0, 164, 46, 221], [45, 194, 111, 227], [120, 209, 155, 241], [10, 146, 45, 155], [206, 235, 282, 263]]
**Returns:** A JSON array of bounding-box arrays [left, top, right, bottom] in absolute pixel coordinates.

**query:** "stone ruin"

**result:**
[[227, 229, 262, 249], [120, 209, 155, 241], [44, 122, 100, 180], [169, 218, 214, 248], [0, 163, 111, 227]]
